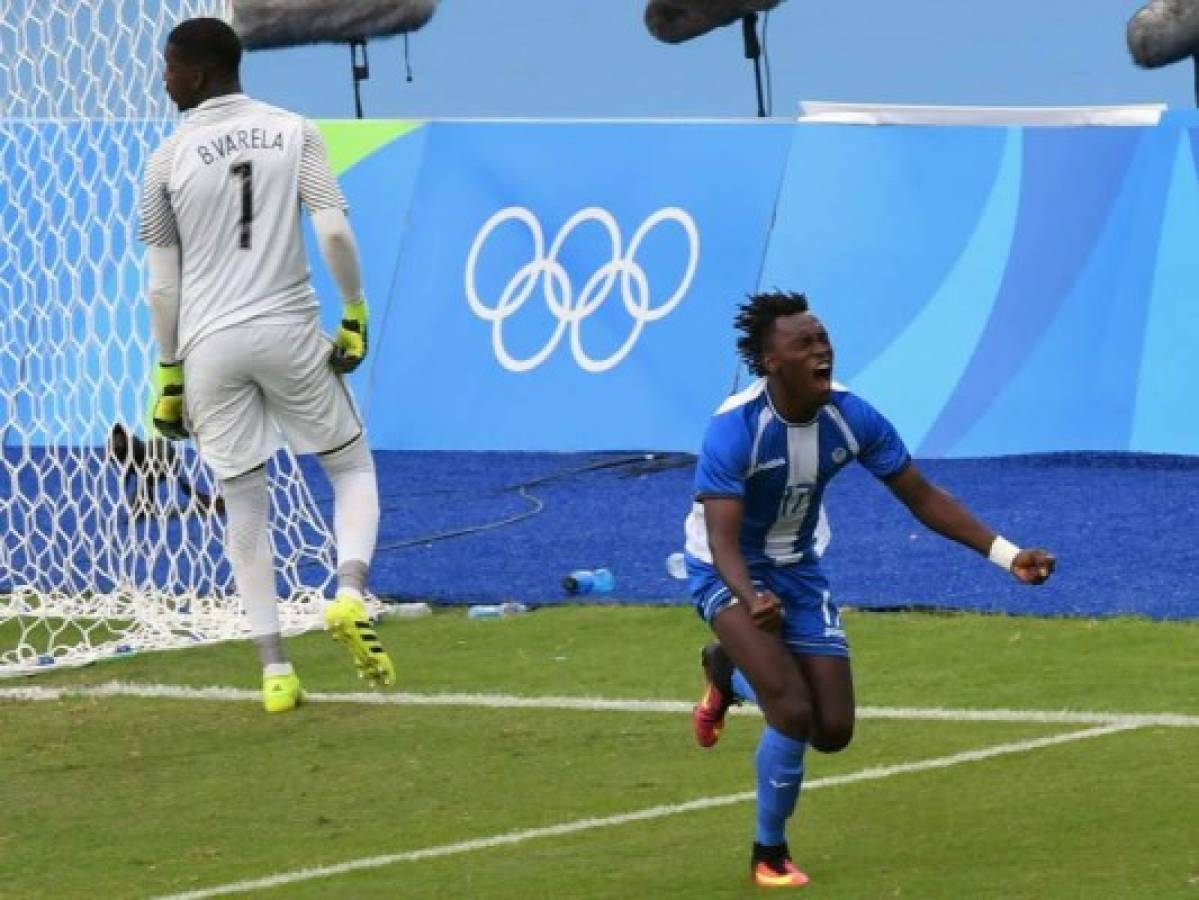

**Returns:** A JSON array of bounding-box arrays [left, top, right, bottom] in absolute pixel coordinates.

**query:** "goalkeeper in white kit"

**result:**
[[139, 16, 394, 712]]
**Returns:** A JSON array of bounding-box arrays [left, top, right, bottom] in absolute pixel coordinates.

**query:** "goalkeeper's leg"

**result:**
[[316, 434, 394, 686], [256, 321, 392, 685], [222, 466, 303, 713]]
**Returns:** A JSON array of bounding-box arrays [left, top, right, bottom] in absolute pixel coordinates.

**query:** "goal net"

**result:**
[[0, 3, 337, 677]]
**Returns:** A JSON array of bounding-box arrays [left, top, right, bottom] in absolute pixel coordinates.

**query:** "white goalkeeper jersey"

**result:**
[[139, 94, 347, 359]]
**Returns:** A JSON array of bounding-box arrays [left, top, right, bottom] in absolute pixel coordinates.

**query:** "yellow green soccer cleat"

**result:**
[[325, 593, 395, 686], [263, 672, 304, 713]]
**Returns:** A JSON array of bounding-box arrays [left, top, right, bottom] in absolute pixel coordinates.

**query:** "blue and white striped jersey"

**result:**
[[684, 379, 910, 567]]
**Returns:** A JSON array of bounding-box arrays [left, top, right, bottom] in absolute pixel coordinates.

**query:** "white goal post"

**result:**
[[0, 3, 339, 677]]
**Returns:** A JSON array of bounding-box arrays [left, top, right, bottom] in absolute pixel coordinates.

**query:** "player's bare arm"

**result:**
[[885, 462, 1056, 585], [703, 496, 784, 631]]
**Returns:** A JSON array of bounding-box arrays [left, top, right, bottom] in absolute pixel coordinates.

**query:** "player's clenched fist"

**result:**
[[329, 298, 368, 374], [152, 361, 188, 440], [1011, 548, 1056, 585], [749, 590, 784, 634]]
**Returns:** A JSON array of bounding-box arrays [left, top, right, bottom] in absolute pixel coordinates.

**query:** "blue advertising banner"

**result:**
[[362, 121, 794, 451], [306, 121, 429, 399], [8, 117, 1199, 457], [761, 120, 1199, 457]]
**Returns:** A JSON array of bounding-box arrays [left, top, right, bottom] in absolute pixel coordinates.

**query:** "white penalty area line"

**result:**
[[150, 721, 1140, 900], [3, 681, 1198, 729]]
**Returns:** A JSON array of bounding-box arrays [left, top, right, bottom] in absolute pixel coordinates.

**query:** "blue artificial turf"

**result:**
[[4, 447, 1196, 619], [350, 450, 1199, 620]]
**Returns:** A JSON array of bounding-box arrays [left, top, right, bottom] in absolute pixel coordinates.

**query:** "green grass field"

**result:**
[[2, 607, 1197, 899]]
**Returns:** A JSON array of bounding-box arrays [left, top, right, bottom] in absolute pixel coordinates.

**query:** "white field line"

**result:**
[[149, 721, 1140, 900], [2, 681, 1198, 728]]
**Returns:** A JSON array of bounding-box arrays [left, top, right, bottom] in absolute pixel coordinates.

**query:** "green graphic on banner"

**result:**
[[315, 120, 425, 175]]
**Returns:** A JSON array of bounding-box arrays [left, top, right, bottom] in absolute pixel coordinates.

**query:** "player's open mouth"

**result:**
[[813, 363, 833, 382]]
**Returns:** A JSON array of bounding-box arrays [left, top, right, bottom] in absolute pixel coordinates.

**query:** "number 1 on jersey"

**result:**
[[230, 161, 253, 249]]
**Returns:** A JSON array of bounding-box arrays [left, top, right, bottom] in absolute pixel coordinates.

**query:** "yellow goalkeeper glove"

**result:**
[[152, 361, 188, 440], [329, 298, 368, 374]]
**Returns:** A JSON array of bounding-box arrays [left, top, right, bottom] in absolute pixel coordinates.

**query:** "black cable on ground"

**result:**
[[372, 453, 682, 553], [375, 485, 544, 551]]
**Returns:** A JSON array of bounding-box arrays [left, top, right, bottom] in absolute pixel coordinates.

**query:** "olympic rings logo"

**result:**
[[464, 206, 699, 373]]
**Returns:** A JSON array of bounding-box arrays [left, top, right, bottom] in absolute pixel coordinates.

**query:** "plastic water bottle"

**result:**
[[467, 602, 529, 620], [562, 568, 615, 595], [380, 602, 433, 619], [666, 551, 688, 580]]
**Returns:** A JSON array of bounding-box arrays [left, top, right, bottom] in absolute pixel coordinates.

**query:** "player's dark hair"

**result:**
[[168, 18, 243, 76], [734, 291, 811, 377]]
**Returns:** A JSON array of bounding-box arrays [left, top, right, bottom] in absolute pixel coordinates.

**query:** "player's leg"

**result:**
[[260, 320, 393, 686], [316, 434, 393, 686], [184, 330, 297, 712], [692, 570, 814, 746], [694, 639, 738, 748], [796, 654, 855, 753], [695, 644, 802, 732], [774, 571, 853, 753], [317, 434, 379, 600], [729, 565, 847, 886], [220, 465, 302, 712], [707, 601, 812, 888]]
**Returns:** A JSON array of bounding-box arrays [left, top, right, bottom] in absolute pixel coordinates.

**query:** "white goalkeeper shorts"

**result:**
[[183, 318, 364, 480]]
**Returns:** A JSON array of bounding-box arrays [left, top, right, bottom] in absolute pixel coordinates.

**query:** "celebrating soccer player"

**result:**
[[139, 17, 394, 713], [684, 291, 1056, 887]]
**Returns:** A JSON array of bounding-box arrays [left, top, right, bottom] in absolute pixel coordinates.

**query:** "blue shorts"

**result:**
[[688, 557, 849, 658]]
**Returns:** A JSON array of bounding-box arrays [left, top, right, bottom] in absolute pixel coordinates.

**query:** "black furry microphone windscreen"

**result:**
[[645, 0, 783, 45], [1128, 0, 1199, 68], [230, 0, 437, 50]]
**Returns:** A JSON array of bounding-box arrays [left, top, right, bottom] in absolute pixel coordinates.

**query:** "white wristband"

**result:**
[[988, 536, 1020, 572]]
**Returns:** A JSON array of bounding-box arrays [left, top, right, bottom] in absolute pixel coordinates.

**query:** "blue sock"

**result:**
[[732, 668, 758, 705], [755, 726, 807, 846]]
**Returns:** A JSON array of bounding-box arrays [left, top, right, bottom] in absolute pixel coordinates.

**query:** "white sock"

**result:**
[[220, 468, 281, 647], [317, 436, 379, 590], [264, 662, 294, 678]]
